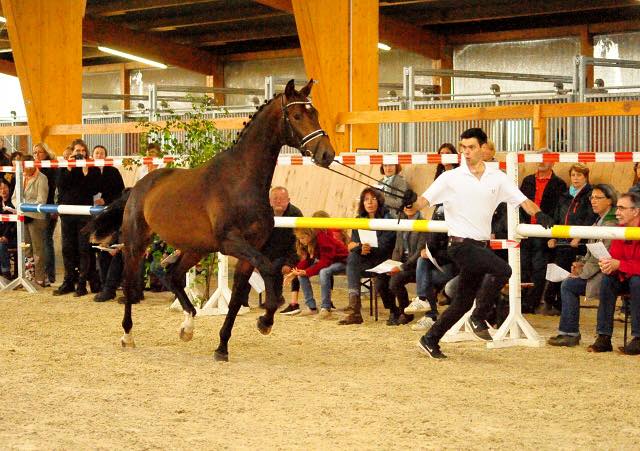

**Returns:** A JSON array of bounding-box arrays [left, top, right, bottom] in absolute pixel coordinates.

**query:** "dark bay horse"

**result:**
[[89, 80, 335, 361]]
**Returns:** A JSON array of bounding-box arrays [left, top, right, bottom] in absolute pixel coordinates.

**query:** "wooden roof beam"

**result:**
[[0, 59, 16, 77], [190, 23, 298, 46], [143, 6, 289, 31], [83, 15, 219, 75], [86, 0, 217, 17]]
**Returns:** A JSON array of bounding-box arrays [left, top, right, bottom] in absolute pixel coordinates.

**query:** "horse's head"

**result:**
[[281, 79, 335, 168]]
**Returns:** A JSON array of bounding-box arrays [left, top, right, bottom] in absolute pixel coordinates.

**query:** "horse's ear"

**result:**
[[284, 79, 296, 99], [300, 79, 314, 97]]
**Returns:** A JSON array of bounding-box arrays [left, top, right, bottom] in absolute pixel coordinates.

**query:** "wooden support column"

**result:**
[[580, 26, 594, 89], [292, 0, 378, 153], [532, 104, 547, 150], [432, 42, 453, 95], [206, 57, 225, 106], [2, 0, 84, 153], [120, 63, 130, 111]]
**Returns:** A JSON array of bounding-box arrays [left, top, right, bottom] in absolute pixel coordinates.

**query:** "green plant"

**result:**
[[135, 95, 232, 304]]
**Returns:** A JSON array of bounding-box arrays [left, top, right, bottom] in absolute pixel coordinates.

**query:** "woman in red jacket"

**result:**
[[285, 227, 348, 319]]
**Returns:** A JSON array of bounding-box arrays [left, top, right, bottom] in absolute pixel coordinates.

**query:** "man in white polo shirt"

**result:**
[[404, 128, 554, 359]]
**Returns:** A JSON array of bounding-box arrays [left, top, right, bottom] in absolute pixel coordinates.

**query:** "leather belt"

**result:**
[[448, 236, 489, 248]]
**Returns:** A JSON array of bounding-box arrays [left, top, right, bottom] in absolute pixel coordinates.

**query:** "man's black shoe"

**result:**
[[548, 334, 581, 347], [94, 290, 116, 302], [417, 335, 447, 359], [619, 337, 640, 355], [74, 286, 89, 297], [469, 316, 492, 341], [587, 334, 612, 353], [52, 282, 75, 296]]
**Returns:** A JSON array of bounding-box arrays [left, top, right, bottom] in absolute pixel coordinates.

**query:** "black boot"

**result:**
[[53, 279, 76, 296], [74, 281, 88, 297]]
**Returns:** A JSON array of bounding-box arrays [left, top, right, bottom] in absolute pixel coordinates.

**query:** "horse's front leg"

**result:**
[[214, 259, 253, 362], [220, 236, 279, 335], [121, 249, 147, 348]]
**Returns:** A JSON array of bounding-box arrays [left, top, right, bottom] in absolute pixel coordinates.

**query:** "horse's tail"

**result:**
[[82, 188, 131, 245]]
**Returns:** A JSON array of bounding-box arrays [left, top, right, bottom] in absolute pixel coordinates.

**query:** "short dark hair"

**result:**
[[70, 138, 88, 153], [460, 128, 488, 146], [379, 163, 402, 176], [621, 191, 640, 209], [93, 145, 107, 156], [592, 184, 617, 206]]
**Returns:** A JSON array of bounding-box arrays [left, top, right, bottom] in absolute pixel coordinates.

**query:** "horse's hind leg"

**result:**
[[214, 259, 253, 362], [159, 251, 202, 342]]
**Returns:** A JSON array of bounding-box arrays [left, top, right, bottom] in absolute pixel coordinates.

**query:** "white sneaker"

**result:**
[[318, 308, 332, 320], [404, 298, 429, 314], [411, 315, 434, 331]]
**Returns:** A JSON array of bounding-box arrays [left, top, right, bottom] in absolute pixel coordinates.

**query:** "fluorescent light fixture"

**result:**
[[98, 46, 167, 69], [378, 42, 391, 51], [0, 16, 6, 23]]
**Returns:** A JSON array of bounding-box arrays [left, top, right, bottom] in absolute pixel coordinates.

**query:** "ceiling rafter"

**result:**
[[190, 22, 298, 46], [141, 7, 289, 32], [86, 0, 218, 17]]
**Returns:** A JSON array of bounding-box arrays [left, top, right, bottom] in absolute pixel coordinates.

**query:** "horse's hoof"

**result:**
[[257, 317, 272, 335], [120, 337, 136, 348], [179, 327, 194, 342], [213, 350, 229, 362]]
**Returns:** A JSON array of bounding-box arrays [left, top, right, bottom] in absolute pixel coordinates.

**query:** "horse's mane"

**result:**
[[225, 92, 284, 153]]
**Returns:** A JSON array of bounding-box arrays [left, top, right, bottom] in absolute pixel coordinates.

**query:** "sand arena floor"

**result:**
[[1, 285, 639, 450]]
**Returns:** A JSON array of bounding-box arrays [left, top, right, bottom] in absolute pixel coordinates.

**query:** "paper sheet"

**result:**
[[424, 243, 445, 272], [586, 242, 611, 260], [545, 263, 571, 282], [366, 259, 403, 274], [3, 206, 16, 214], [357, 229, 378, 247], [249, 271, 265, 293]]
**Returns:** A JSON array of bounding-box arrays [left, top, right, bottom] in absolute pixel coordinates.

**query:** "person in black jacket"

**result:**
[[53, 139, 101, 297], [543, 163, 597, 314], [92, 145, 126, 302], [519, 153, 568, 313], [0, 178, 17, 279]]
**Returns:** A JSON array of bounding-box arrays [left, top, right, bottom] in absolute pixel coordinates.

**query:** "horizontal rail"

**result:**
[[20, 203, 106, 216]]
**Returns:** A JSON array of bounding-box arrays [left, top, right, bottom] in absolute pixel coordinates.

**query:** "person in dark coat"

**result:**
[[92, 145, 126, 302], [53, 139, 101, 297], [543, 163, 598, 314], [33, 143, 58, 283], [0, 178, 17, 279], [519, 153, 568, 313]]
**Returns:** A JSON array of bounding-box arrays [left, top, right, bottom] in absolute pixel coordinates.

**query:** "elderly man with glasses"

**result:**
[[588, 191, 640, 354]]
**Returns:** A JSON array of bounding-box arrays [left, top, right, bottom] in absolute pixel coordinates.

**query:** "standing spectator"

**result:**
[[433, 142, 459, 180], [92, 145, 125, 302], [543, 164, 597, 314], [285, 227, 348, 319], [0, 178, 17, 279], [13, 155, 49, 287], [410, 127, 554, 359], [376, 203, 427, 326], [629, 162, 640, 195], [548, 184, 618, 347], [588, 192, 640, 354], [378, 163, 409, 218], [32, 143, 58, 284], [5, 151, 23, 192], [53, 139, 101, 297], [338, 187, 396, 325], [519, 150, 567, 313]]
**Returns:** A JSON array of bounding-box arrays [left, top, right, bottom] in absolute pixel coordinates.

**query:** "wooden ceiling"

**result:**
[[1, 0, 639, 72]]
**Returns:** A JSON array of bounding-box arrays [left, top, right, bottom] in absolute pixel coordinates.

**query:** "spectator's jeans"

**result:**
[[520, 237, 549, 311], [597, 274, 640, 338], [416, 257, 456, 301], [426, 241, 512, 342], [558, 277, 587, 336], [98, 251, 124, 292], [299, 262, 346, 310], [346, 251, 387, 295], [0, 242, 10, 273]]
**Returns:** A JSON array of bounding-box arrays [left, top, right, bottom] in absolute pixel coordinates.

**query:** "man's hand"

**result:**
[[570, 261, 584, 277], [402, 189, 417, 209], [535, 211, 555, 229], [361, 243, 371, 255], [599, 258, 621, 275], [388, 266, 401, 275], [281, 265, 292, 275]]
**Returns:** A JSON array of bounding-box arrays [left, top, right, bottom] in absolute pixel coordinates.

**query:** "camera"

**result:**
[[73, 153, 84, 160]]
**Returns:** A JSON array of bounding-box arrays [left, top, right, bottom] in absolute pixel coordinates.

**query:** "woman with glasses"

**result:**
[[548, 184, 618, 347], [543, 164, 598, 315]]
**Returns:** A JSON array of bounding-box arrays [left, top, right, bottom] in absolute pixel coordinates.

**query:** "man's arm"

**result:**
[[520, 199, 541, 217], [520, 199, 554, 229], [414, 195, 430, 212]]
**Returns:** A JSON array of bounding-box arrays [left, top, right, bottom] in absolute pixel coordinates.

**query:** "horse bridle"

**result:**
[[281, 95, 328, 157]]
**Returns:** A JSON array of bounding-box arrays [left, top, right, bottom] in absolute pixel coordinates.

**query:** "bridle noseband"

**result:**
[[281, 96, 327, 158]]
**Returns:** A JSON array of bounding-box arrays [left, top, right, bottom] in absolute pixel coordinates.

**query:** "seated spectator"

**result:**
[[13, 155, 49, 287], [53, 139, 101, 297], [378, 163, 409, 218], [588, 192, 640, 354], [5, 151, 23, 192], [92, 145, 126, 302], [375, 203, 427, 326], [33, 143, 58, 284], [285, 227, 348, 319], [0, 178, 17, 279], [338, 187, 396, 325], [519, 150, 567, 313], [544, 163, 598, 314], [548, 184, 618, 347]]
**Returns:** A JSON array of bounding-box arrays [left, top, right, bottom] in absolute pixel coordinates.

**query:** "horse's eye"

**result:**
[[293, 113, 302, 120]]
